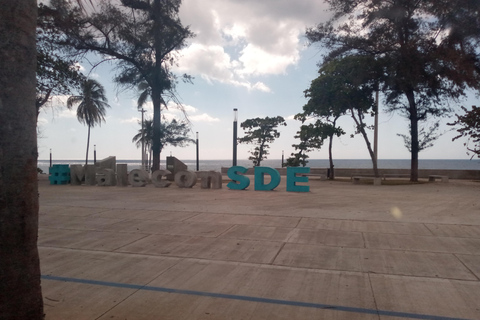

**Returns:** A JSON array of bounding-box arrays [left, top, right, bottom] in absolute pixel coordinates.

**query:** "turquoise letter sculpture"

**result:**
[[227, 166, 250, 190], [286, 167, 310, 192], [254, 167, 280, 191]]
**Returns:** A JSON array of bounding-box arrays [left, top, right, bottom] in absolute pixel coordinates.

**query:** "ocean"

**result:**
[[37, 158, 480, 174]]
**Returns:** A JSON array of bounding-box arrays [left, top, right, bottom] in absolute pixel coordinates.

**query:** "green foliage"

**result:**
[[239, 116, 287, 166], [160, 119, 195, 149], [397, 122, 441, 153], [36, 3, 85, 114], [132, 118, 194, 168], [287, 122, 334, 167], [302, 56, 376, 118], [285, 155, 302, 167], [306, 0, 480, 180], [449, 106, 480, 159], [67, 79, 110, 127], [298, 56, 376, 177], [132, 118, 154, 154], [300, 56, 376, 138], [67, 79, 110, 164], [45, 0, 194, 171]]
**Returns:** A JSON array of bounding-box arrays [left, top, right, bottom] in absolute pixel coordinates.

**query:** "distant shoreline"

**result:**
[[38, 158, 476, 161], [38, 158, 480, 174]]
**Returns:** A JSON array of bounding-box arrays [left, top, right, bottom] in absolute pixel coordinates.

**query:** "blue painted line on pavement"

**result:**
[[41, 274, 471, 320]]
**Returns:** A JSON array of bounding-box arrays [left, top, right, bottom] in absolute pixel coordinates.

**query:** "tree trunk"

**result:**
[[0, 1, 44, 319], [151, 0, 163, 172], [326, 118, 337, 179], [85, 125, 91, 165], [328, 134, 335, 179], [257, 144, 264, 167], [149, 149, 152, 171], [406, 90, 419, 182], [151, 90, 161, 172], [350, 108, 379, 177]]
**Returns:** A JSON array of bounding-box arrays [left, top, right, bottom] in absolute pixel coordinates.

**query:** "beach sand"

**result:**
[[38, 176, 480, 319]]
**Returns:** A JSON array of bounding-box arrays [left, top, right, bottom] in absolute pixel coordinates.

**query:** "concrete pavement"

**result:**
[[38, 177, 480, 319]]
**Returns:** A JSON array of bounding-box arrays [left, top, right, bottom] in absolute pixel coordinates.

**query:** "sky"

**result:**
[[37, 0, 479, 163]]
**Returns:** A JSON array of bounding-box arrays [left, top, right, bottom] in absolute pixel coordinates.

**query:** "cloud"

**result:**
[[190, 113, 220, 123], [133, 99, 198, 116], [177, 43, 271, 91], [132, 100, 218, 124], [165, 101, 197, 114], [120, 117, 140, 124], [37, 116, 48, 126], [56, 108, 76, 119], [251, 82, 271, 93], [129, 97, 218, 123], [237, 41, 300, 76], [177, 0, 330, 89], [163, 102, 219, 123]]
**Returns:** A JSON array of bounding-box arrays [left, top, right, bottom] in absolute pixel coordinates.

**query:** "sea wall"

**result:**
[[221, 167, 480, 180]]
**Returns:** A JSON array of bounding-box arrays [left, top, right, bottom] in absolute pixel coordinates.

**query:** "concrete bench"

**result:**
[[429, 175, 449, 183], [382, 174, 410, 180], [301, 173, 327, 180], [352, 176, 381, 186]]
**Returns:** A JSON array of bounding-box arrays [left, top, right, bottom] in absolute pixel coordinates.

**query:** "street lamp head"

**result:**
[[233, 108, 238, 122]]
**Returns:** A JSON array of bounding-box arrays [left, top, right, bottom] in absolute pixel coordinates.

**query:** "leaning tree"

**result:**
[[239, 116, 287, 167], [299, 56, 380, 177], [287, 123, 326, 168], [307, 0, 480, 181]]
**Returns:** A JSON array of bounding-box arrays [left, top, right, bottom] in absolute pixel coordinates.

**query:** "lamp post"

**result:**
[[374, 89, 379, 176], [94, 145, 97, 164], [196, 132, 199, 171], [49, 149, 52, 168], [140, 108, 146, 170], [282, 150, 284, 167], [233, 108, 238, 166]]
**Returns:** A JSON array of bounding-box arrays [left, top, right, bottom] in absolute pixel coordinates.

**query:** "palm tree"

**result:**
[[67, 79, 110, 165], [132, 118, 194, 170], [132, 118, 154, 168]]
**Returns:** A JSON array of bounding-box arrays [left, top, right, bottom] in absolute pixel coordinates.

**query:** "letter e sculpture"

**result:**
[[286, 167, 310, 192]]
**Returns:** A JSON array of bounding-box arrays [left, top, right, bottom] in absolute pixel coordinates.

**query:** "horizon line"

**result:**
[[38, 158, 476, 161]]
